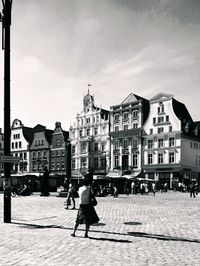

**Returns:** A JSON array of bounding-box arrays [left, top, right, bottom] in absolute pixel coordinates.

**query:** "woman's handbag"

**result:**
[[89, 192, 98, 206]]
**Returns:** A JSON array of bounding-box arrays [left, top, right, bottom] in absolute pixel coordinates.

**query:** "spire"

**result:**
[[88, 84, 92, 94]]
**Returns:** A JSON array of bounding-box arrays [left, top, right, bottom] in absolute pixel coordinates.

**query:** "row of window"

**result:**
[[78, 116, 100, 125], [51, 162, 65, 170], [147, 137, 175, 148], [191, 142, 200, 150], [149, 126, 172, 135], [72, 157, 107, 169], [114, 110, 139, 122], [114, 138, 138, 150], [114, 123, 138, 131], [79, 127, 99, 137], [12, 141, 22, 149], [13, 134, 20, 139], [147, 152, 175, 164], [153, 115, 169, 124]]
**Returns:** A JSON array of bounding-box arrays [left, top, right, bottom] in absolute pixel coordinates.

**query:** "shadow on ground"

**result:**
[[128, 231, 200, 243], [124, 222, 142, 225]]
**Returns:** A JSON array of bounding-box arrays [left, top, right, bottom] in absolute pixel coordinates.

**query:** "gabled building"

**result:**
[[29, 124, 53, 173], [143, 93, 200, 187], [11, 119, 34, 173], [50, 122, 69, 175], [109, 93, 149, 179], [69, 91, 110, 179]]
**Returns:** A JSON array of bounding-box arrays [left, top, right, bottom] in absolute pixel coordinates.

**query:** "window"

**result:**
[[114, 126, 119, 132], [158, 127, 164, 134], [114, 114, 119, 121], [33, 152, 36, 159], [132, 110, 138, 119], [158, 153, 164, 164], [56, 162, 60, 170], [94, 128, 98, 135], [15, 142, 18, 149], [114, 140, 119, 150], [81, 142, 87, 153], [148, 154, 153, 164], [132, 138, 138, 148], [166, 115, 169, 122], [24, 152, 27, 160], [12, 142, 14, 149], [148, 140, 153, 149], [43, 151, 47, 158], [158, 117, 164, 123], [94, 143, 98, 151], [169, 126, 172, 132], [169, 137, 175, 147], [56, 151, 60, 157], [62, 162, 65, 170], [52, 162, 55, 170], [158, 139, 164, 148], [133, 123, 138, 129], [150, 128, 153, 134], [114, 154, 119, 168], [19, 141, 22, 148], [158, 104, 164, 114], [153, 117, 156, 124], [123, 139, 129, 149], [72, 159, 75, 169], [132, 153, 138, 167], [56, 139, 60, 146], [86, 128, 90, 136], [72, 145, 76, 155], [169, 152, 175, 163], [79, 130, 83, 137], [20, 153, 23, 159], [35, 140, 37, 146], [94, 157, 99, 169], [86, 118, 90, 124], [102, 142, 106, 151], [38, 151, 41, 158], [123, 124, 128, 130], [123, 112, 129, 120]]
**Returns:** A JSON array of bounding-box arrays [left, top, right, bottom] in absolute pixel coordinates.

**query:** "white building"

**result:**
[[69, 91, 110, 179], [109, 93, 149, 179], [143, 93, 200, 187], [11, 119, 34, 173]]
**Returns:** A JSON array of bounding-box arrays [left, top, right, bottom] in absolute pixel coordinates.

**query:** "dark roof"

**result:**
[[172, 99, 193, 124], [45, 129, 53, 144], [33, 124, 46, 132], [22, 127, 34, 143]]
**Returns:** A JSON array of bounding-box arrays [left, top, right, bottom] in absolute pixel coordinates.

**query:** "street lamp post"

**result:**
[[0, 0, 13, 223]]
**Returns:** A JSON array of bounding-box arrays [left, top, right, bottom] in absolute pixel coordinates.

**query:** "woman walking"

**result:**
[[71, 178, 99, 238]]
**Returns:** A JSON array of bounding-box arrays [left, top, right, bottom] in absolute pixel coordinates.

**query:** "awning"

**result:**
[[122, 171, 141, 180], [106, 172, 122, 178]]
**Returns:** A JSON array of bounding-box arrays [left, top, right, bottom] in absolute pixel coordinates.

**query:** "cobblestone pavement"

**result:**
[[0, 191, 200, 266]]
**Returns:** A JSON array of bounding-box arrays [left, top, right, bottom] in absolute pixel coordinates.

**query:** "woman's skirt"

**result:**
[[76, 204, 99, 225]]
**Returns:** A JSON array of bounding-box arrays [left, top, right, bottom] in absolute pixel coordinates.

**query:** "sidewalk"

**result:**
[[0, 191, 200, 266]]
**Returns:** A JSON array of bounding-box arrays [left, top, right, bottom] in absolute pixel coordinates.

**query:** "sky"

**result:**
[[0, 0, 200, 131]]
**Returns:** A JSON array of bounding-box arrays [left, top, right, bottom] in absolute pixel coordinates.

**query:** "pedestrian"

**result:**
[[190, 182, 196, 198], [152, 182, 156, 196], [131, 181, 135, 195], [195, 182, 199, 196], [71, 178, 99, 238], [66, 182, 76, 210], [40, 166, 50, 196], [113, 184, 118, 198]]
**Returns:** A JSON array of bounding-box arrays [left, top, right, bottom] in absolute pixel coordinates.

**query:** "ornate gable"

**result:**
[[150, 93, 174, 103]]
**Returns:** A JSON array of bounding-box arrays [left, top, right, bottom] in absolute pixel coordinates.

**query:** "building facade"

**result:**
[[109, 93, 149, 178], [69, 91, 110, 179], [143, 93, 200, 187], [11, 119, 34, 174], [50, 122, 69, 175], [29, 125, 53, 173]]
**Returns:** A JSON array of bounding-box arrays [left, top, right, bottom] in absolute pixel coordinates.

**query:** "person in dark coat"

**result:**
[[40, 166, 50, 196]]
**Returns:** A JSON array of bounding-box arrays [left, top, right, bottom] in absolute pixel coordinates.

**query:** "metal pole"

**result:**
[[1, 0, 12, 223], [66, 141, 71, 191]]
